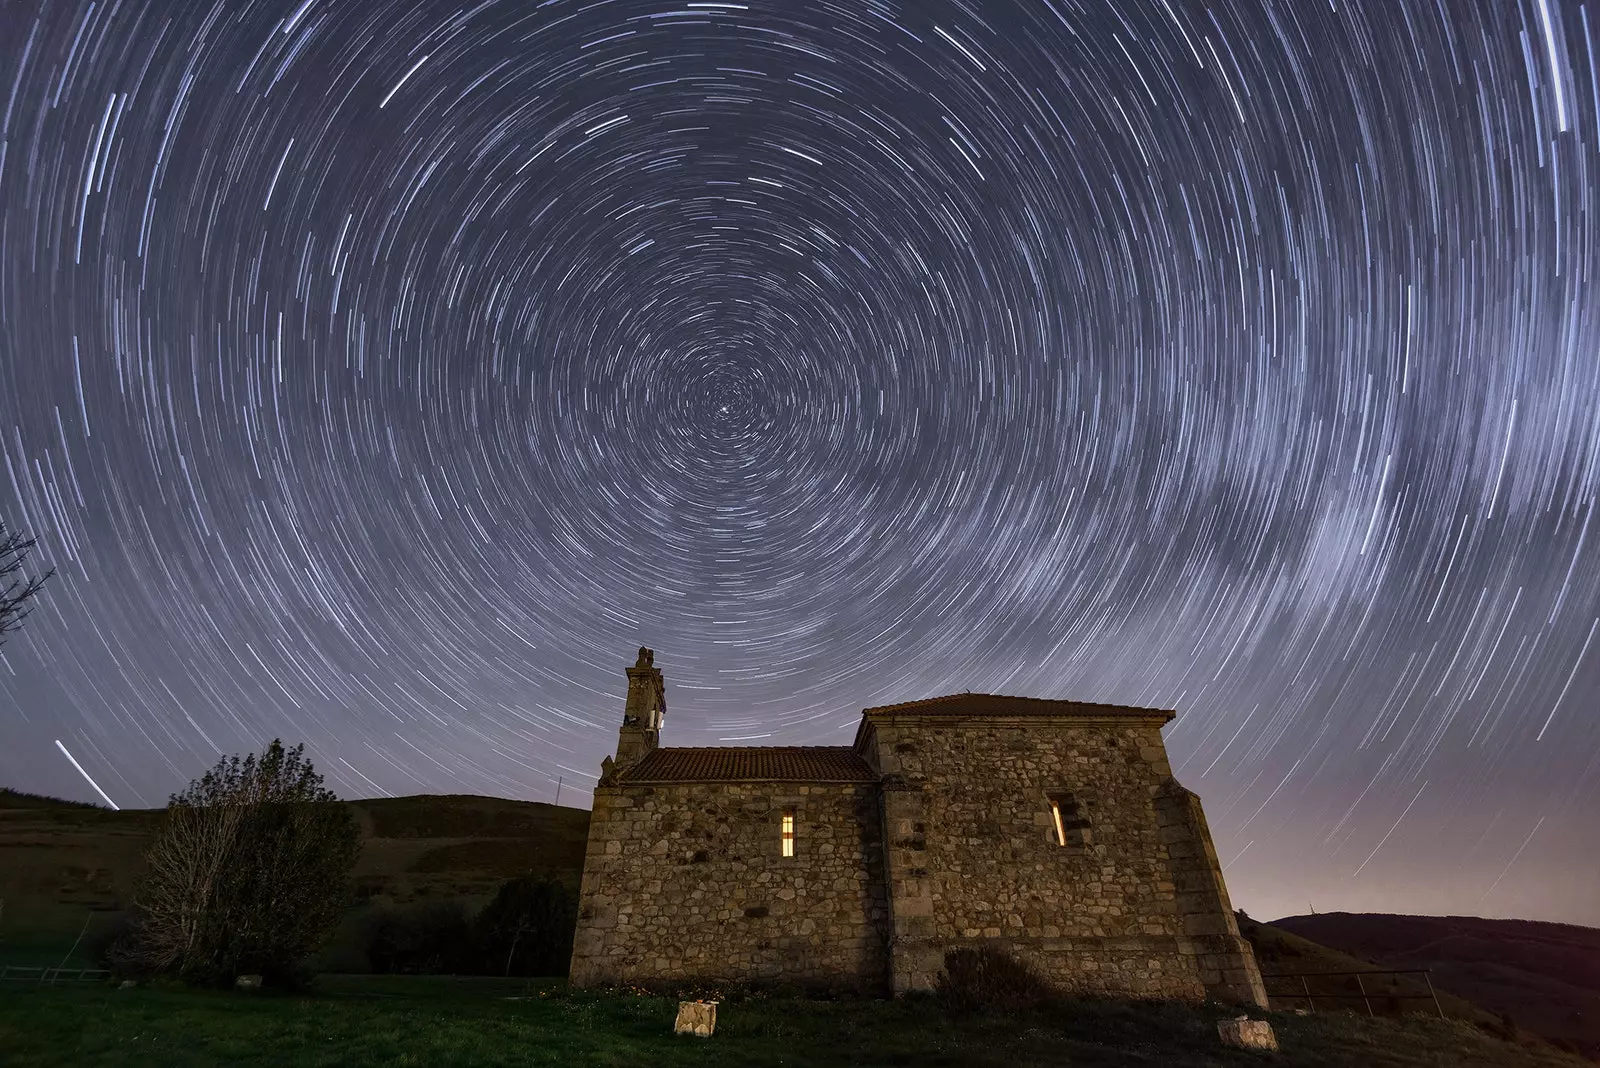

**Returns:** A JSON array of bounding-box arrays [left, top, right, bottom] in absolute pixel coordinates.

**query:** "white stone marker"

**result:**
[[674, 1000, 717, 1037], [1217, 1015, 1278, 1051]]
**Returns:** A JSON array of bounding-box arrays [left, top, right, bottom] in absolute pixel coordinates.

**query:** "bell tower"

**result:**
[[612, 646, 665, 771]]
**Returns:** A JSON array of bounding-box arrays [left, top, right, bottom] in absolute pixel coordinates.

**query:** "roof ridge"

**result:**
[[651, 744, 857, 752], [862, 692, 1173, 714]]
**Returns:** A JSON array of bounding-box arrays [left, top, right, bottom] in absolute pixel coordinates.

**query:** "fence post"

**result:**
[[1300, 974, 1314, 1013], [1423, 971, 1443, 1019], [1355, 973, 1373, 1016]]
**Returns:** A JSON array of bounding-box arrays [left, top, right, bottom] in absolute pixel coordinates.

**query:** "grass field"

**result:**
[[0, 975, 1589, 1068], [0, 790, 591, 971]]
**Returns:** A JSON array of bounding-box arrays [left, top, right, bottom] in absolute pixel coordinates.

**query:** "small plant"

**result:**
[[935, 944, 1054, 1016]]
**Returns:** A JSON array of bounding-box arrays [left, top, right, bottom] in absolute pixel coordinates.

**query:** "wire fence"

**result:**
[[0, 964, 111, 983], [1260, 968, 1445, 1018]]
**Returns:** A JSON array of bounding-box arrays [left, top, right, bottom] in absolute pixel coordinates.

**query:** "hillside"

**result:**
[[1239, 915, 1503, 1030], [0, 789, 108, 810], [0, 791, 591, 966], [1270, 913, 1600, 1059]]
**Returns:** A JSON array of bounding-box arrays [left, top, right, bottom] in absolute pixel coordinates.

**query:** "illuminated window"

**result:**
[[781, 811, 795, 857], [1048, 791, 1091, 848]]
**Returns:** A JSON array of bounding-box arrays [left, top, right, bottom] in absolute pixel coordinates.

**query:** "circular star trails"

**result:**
[[1, 0, 1597, 925]]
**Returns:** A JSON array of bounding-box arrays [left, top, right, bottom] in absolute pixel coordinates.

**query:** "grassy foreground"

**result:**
[[0, 976, 1589, 1068]]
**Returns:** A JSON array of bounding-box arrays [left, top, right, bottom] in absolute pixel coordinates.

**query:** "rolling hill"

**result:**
[[0, 789, 591, 967], [1269, 912, 1600, 1058]]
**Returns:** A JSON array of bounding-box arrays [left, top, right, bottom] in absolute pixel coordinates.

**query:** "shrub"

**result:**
[[362, 900, 475, 974], [115, 740, 359, 989], [474, 876, 577, 977], [82, 912, 134, 969], [935, 944, 1054, 1016]]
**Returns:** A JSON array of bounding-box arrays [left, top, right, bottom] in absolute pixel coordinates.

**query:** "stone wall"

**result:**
[[1154, 778, 1270, 1006], [867, 716, 1254, 1001], [570, 781, 889, 994]]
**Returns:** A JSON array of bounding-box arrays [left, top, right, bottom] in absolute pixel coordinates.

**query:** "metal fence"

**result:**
[[0, 965, 111, 983], [1260, 968, 1444, 1018]]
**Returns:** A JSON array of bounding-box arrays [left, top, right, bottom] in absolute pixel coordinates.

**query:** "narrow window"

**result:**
[[1047, 791, 1092, 848], [781, 811, 795, 857]]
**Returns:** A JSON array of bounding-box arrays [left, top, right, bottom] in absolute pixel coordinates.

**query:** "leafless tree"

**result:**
[[0, 521, 52, 645], [119, 741, 360, 987]]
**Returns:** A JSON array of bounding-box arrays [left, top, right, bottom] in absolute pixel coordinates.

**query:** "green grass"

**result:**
[[0, 976, 1589, 1068]]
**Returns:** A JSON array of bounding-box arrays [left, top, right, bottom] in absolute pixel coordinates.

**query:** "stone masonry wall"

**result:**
[[870, 718, 1216, 1000], [570, 781, 889, 994], [1154, 779, 1269, 1006]]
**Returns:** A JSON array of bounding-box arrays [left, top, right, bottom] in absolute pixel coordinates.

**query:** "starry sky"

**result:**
[[1, 0, 1597, 927]]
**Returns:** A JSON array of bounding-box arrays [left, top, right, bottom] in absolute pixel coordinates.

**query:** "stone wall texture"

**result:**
[[569, 781, 889, 994], [868, 715, 1262, 1003], [570, 698, 1265, 1007]]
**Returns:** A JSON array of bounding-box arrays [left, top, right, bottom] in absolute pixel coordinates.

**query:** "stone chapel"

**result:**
[[569, 648, 1267, 1005]]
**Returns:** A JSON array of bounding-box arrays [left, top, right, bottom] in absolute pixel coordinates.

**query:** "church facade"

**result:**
[[569, 649, 1267, 1005]]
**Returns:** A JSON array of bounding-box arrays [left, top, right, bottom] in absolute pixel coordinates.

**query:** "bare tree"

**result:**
[[119, 741, 360, 987], [0, 521, 52, 644]]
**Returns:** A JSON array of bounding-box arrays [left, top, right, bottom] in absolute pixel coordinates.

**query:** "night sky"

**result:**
[[1, 0, 1597, 927]]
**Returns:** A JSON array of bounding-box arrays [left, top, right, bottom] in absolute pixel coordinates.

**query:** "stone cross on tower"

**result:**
[[613, 646, 666, 771]]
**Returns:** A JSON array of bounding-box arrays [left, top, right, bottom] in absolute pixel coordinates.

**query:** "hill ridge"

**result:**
[[1268, 911, 1600, 1057]]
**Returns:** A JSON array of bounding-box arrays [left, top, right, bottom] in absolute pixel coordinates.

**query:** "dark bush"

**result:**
[[474, 876, 577, 977], [362, 900, 475, 974], [936, 944, 1054, 1016], [118, 741, 359, 990], [81, 912, 134, 969]]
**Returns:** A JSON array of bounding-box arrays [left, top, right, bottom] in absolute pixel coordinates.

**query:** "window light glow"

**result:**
[[1050, 799, 1067, 846], [781, 811, 795, 857]]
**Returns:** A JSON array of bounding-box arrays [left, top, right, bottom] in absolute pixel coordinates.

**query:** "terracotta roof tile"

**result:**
[[617, 746, 876, 784], [861, 692, 1175, 720]]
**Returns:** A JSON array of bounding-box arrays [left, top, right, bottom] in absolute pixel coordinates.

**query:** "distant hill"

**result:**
[[0, 791, 591, 967], [1239, 914, 1501, 1029], [1269, 912, 1600, 1058], [0, 788, 105, 810]]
